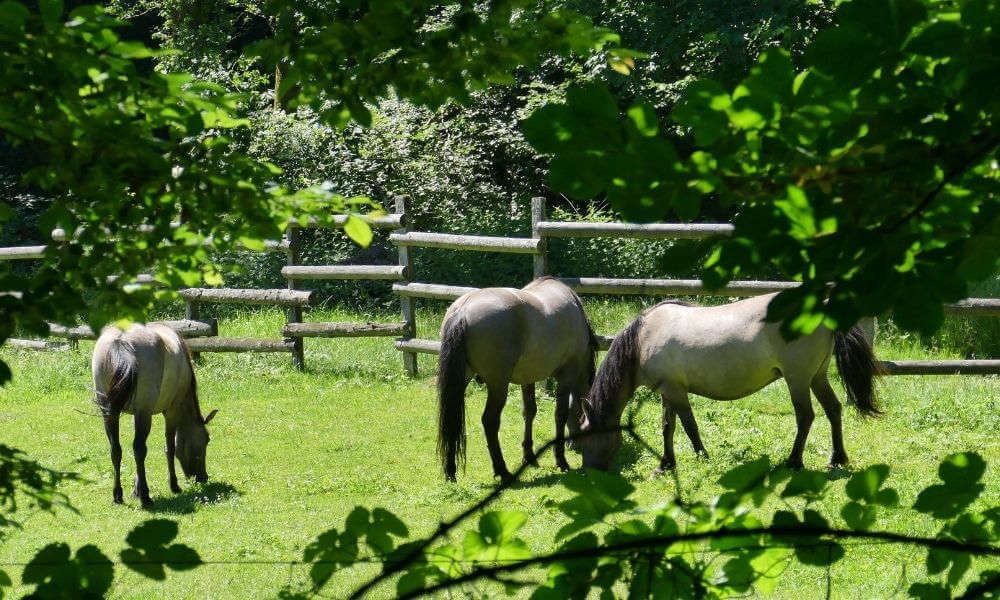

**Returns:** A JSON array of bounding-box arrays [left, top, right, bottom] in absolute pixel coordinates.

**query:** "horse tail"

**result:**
[[588, 315, 643, 426], [437, 315, 469, 481], [833, 325, 884, 417], [96, 338, 138, 418]]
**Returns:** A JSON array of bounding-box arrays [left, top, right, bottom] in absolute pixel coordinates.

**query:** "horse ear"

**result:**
[[203, 409, 218, 425]]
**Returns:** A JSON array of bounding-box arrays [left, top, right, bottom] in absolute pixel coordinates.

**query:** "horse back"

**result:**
[[93, 324, 193, 416], [451, 282, 592, 385], [638, 294, 833, 399]]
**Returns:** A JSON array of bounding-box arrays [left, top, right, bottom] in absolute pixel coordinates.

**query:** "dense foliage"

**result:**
[[523, 0, 1000, 337]]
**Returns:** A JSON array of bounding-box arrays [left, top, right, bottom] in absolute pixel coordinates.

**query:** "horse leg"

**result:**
[[132, 412, 153, 507], [553, 382, 572, 472], [664, 387, 707, 458], [521, 384, 539, 467], [165, 418, 181, 494], [482, 383, 511, 481], [103, 412, 123, 504], [653, 395, 677, 475], [785, 379, 815, 470], [566, 377, 587, 452], [811, 374, 848, 468]]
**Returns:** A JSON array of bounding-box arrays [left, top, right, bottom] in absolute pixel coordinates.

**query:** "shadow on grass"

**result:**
[[148, 480, 241, 514]]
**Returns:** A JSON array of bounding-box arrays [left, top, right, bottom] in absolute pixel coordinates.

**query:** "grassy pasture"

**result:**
[[1, 299, 999, 598]]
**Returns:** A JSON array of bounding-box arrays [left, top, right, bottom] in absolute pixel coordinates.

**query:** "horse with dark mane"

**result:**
[[93, 323, 218, 507], [578, 295, 882, 473], [438, 277, 598, 482]]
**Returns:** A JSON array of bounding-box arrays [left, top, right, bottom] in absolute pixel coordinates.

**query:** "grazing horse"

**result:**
[[438, 277, 598, 482], [93, 324, 217, 506], [578, 294, 882, 473]]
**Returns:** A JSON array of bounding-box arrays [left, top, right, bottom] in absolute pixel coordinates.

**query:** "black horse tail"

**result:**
[[833, 325, 884, 417], [437, 316, 469, 481], [96, 338, 138, 418], [587, 316, 643, 427]]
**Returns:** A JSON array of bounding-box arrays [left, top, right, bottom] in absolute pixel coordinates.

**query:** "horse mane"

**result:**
[[527, 276, 600, 384], [588, 314, 644, 428], [179, 336, 205, 422]]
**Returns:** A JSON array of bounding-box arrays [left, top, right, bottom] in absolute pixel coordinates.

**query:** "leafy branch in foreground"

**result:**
[[522, 0, 1000, 338], [0, 444, 202, 599], [280, 428, 1000, 600]]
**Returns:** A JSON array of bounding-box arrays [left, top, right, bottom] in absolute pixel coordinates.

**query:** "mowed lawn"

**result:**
[[2, 301, 1000, 598]]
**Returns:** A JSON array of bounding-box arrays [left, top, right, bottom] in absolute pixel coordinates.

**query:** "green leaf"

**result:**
[[748, 547, 791, 595], [806, 24, 884, 86], [781, 470, 827, 500], [0, 1, 29, 30], [626, 102, 658, 137], [913, 452, 986, 518], [840, 501, 877, 530], [39, 0, 63, 26], [673, 79, 731, 146], [479, 511, 528, 544], [906, 21, 966, 57], [396, 569, 426, 596], [908, 582, 951, 600], [775, 185, 817, 239], [718, 456, 771, 493], [343, 216, 373, 247]]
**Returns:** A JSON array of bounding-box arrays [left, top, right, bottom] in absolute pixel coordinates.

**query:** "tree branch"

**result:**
[[396, 526, 1000, 599]]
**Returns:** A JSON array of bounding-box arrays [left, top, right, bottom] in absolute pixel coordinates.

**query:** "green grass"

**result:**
[[1, 300, 999, 598]]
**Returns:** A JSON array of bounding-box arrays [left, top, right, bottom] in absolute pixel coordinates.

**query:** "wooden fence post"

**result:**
[[185, 299, 201, 361], [395, 195, 418, 377], [285, 226, 305, 370], [531, 196, 547, 278]]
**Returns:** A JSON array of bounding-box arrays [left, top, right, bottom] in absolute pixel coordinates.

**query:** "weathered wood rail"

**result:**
[[2, 196, 998, 377], [387, 196, 1000, 377]]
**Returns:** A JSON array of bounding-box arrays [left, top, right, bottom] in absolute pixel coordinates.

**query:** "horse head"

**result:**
[[577, 401, 621, 471], [176, 409, 217, 483]]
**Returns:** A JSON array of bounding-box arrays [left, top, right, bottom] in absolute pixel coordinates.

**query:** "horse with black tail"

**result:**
[[93, 324, 218, 507], [438, 277, 598, 482], [578, 294, 882, 473]]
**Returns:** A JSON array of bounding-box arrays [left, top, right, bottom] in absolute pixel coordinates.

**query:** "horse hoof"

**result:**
[[139, 497, 153, 509], [785, 459, 804, 471], [524, 458, 540, 468], [495, 470, 513, 483], [556, 460, 571, 472], [652, 464, 674, 477], [170, 484, 182, 494], [112, 496, 123, 505]]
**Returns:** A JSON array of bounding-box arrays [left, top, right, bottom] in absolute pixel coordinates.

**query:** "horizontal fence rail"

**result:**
[[7, 338, 70, 351], [393, 335, 1000, 375], [290, 213, 405, 230], [281, 265, 405, 281], [179, 288, 313, 307], [879, 360, 1000, 375], [560, 277, 799, 296], [44, 319, 218, 341], [390, 232, 542, 254], [535, 221, 735, 239], [395, 339, 442, 354], [0, 246, 46, 260], [392, 282, 478, 301], [283, 321, 409, 338], [185, 337, 296, 353]]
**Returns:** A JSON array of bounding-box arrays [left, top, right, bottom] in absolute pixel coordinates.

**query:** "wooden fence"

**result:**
[[3, 196, 999, 376], [390, 197, 1000, 376], [1, 205, 411, 371]]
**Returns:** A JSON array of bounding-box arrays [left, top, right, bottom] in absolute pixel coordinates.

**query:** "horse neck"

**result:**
[[177, 384, 203, 429], [591, 369, 637, 430]]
